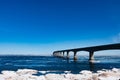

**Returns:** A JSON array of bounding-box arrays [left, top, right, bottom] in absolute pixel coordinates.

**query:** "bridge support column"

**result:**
[[89, 51, 94, 62], [63, 52, 64, 56], [58, 52, 60, 57], [57, 52, 61, 57], [74, 51, 77, 61], [60, 52, 63, 57], [66, 51, 69, 59]]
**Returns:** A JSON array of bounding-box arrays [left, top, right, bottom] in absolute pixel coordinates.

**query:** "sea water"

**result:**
[[0, 55, 120, 74]]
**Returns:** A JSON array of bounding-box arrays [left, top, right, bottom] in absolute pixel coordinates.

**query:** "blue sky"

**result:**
[[0, 0, 120, 55]]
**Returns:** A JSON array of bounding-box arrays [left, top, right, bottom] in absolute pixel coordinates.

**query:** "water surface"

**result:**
[[0, 55, 120, 74]]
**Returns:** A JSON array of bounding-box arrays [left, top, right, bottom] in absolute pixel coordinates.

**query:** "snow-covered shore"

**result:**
[[0, 68, 120, 80]]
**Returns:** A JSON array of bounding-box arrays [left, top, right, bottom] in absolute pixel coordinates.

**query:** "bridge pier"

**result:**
[[63, 52, 65, 56], [60, 52, 63, 57], [56, 52, 61, 57], [89, 51, 94, 62], [74, 51, 77, 61], [59, 52, 61, 57], [66, 51, 69, 59]]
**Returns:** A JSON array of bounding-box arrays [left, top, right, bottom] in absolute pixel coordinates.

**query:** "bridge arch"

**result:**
[[76, 51, 89, 56]]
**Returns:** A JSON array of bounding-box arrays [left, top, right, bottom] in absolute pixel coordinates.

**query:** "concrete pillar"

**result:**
[[56, 52, 58, 56], [63, 52, 65, 56], [60, 52, 62, 56], [53, 53, 56, 56], [53, 53, 55, 56], [59, 52, 62, 57], [66, 51, 69, 59], [74, 51, 77, 61], [89, 51, 94, 62], [58, 52, 60, 57]]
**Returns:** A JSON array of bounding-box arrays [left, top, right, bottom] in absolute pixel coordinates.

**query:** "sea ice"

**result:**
[[0, 68, 119, 80]]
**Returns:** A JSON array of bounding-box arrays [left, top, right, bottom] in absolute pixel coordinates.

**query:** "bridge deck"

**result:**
[[53, 43, 120, 62], [54, 43, 120, 53]]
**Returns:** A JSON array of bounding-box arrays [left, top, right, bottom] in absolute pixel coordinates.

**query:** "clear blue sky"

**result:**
[[0, 0, 120, 55]]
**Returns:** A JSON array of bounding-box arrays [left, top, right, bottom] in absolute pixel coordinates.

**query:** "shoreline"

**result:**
[[0, 68, 120, 80]]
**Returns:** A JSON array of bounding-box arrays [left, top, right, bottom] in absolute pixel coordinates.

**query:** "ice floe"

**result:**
[[0, 68, 119, 80]]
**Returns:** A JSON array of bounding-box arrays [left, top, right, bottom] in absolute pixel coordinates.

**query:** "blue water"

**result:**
[[0, 55, 120, 74]]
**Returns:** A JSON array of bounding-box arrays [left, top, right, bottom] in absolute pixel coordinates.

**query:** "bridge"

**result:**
[[53, 43, 120, 62]]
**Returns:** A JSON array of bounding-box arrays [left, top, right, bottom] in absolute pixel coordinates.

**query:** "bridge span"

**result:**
[[53, 43, 120, 62]]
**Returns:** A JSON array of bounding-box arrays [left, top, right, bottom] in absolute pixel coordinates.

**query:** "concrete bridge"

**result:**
[[53, 43, 120, 62]]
